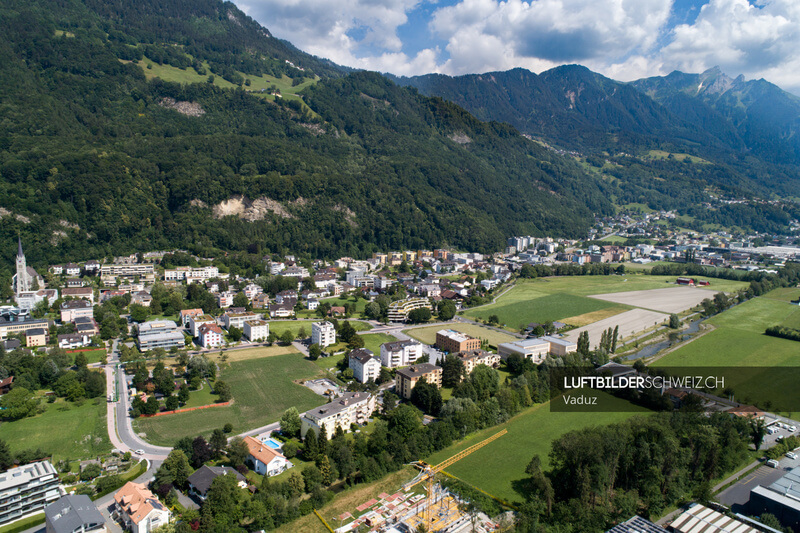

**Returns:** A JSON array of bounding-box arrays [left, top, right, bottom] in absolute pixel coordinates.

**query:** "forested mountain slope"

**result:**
[[0, 0, 611, 270]]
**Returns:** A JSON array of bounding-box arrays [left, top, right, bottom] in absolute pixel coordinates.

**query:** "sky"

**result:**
[[232, 0, 800, 93]]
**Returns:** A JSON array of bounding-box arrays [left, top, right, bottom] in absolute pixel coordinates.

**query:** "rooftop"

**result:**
[[381, 339, 420, 352], [436, 329, 473, 343], [45, 495, 106, 533], [396, 363, 441, 379], [0, 461, 57, 491], [349, 348, 376, 365], [305, 391, 372, 419]]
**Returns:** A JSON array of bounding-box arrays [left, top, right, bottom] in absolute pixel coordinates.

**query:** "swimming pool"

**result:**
[[262, 438, 282, 449]]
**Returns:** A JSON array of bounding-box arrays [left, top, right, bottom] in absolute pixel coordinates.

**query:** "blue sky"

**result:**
[[233, 0, 800, 93]]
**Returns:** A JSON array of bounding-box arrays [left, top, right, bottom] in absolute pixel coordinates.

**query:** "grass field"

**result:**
[[404, 324, 517, 347], [464, 292, 621, 329], [71, 348, 106, 364], [0, 398, 111, 462], [655, 294, 800, 416], [267, 320, 372, 339], [321, 296, 368, 315], [210, 345, 298, 363], [361, 332, 397, 355], [424, 393, 645, 502], [133, 353, 324, 446]]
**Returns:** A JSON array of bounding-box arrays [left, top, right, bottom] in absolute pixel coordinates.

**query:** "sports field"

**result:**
[[655, 294, 800, 416], [404, 323, 517, 347], [0, 398, 111, 461], [424, 393, 645, 502], [564, 309, 669, 349], [133, 353, 324, 446], [590, 286, 715, 314]]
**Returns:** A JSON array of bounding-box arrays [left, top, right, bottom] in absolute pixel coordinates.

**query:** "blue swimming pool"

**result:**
[[263, 438, 282, 449]]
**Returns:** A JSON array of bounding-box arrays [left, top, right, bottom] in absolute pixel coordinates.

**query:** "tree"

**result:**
[[577, 331, 590, 355], [751, 418, 768, 451], [348, 335, 365, 349], [130, 304, 149, 323], [317, 455, 333, 486], [178, 384, 190, 405], [214, 381, 232, 402], [280, 330, 295, 345], [80, 463, 102, 481], [162, 449, 192, 488], [74, 352, 88, 369], [364, 301, 382, 320], [408, 308, 432, 323], [410, 380, 443, 415], [611, 325, 619, 353], [304, 429, 319, 461], [308, 343, 322, 361], [487, 314, 499, 325], [669, 314, 681, 329], [228, 326, 242, 342], [227, 437, 249, 467], [210, 429, 228, 458], [0, 439, 12, 472], [441, 355, 465, 388], [191, 436, 212, 468], [165, 395, 179, 411], [437, 300, 456, 321], [339, 322, 356, 344], [232, 292, 249, 310], [280, 407, 302, 438]]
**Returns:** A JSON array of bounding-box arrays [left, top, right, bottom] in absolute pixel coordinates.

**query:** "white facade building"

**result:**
[[380, 340, 423, 368], [311, 321, 336, 347]]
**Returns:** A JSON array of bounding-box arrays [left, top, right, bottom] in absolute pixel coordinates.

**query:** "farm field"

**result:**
[[424, 393, 645, 503], [514, 275, 746, 297], [589, 286, 714, 314], [655, 294, 800, 417], [133, 353, 324, 446], [404, 323, 517, 347], [464, 292, 620, 329], [210, 344, 298, 363], [0, 397, 111, 462], [564, 309, 669, 349]]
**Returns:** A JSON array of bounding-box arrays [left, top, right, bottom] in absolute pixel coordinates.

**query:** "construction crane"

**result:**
[[402, 428, 507, 532]]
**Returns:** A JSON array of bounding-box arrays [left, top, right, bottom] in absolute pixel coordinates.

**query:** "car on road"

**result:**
[[767, 459, 780, 468], [787, 452, 798, 460], [134, 449, 145, 455], [790, 425, 797, 432]]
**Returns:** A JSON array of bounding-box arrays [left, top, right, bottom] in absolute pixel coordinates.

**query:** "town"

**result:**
[[2, 216, 800, 533]]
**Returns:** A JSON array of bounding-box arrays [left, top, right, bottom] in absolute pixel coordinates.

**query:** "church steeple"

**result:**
[[17, 236, 23, 258]]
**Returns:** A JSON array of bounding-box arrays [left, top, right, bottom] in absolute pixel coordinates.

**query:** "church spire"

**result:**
[[17, 236, 23, 258]]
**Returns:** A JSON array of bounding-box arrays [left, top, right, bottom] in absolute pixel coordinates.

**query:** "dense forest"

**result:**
[[0, 0, 613, 273]]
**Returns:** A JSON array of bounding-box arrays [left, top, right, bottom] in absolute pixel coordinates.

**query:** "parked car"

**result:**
[[787, 452, 798, 460], [790, 425, 797, 432], [767, 459, 780, 468]]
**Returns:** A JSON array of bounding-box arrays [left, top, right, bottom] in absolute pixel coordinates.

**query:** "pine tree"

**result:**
[[611, 326, 619, 353], [304, 429, 319, 461]]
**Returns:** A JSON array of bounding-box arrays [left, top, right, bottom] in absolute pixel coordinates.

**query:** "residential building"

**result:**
[[268, 303, 295, 318], [456, 350, 501, 375], [198, 323, 224, 349], [187, 466, 246, 501], [300, 391, 376, 439], [0, 461, 62, 526], [163, 266, 219, 282], [540, 336, 578, 356], [311, 321, 336, 347], [243, 284, 263, 300], [498, 338, 551, 364], [0, 317, 49, 340], [380, 340, 423, 368], [15, 289, 58, 312], [252, 293, 270, 308], [58, 333, 91, 350], [189, 315, 216, 337], [222, 311, 261, 330], [65, 278, 85, 288], [306, 298, 319, 310], [45, 494, 107, 533], [73, 317, 99, 337], [435, 329, 481, 353], [395, 364, 442, 399], [99, 263, 155, 284], [243, 437, 289, 477], [179, 309, 203, 328], [113, 482, 171, 533], [387, 298, 432, 322], [136, 321, 185, 351], [60, 300, 93, 322], [349, 349, 381, 384], [243, 320, 269, 342], [275, 290, 298, 304], [61, 287, 94, 304], [26, 328, 47, 347], [130, 291, 152, 307], [84, 260, 100, 274], [282, 266, 309, 278], [216, 291, 236, 308]]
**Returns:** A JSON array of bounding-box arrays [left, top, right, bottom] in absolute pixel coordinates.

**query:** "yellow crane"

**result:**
[[402, 428, 507, 532]]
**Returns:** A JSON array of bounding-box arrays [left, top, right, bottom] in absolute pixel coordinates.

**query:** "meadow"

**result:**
[[133, 353, 324, 446], [0, 397, 111, 462], [266, 319, 372, 339]]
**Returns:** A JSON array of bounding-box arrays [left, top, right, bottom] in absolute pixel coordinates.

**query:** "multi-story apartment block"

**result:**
[[0, 461, 62, 526], [282, 266, 309, 278], [0, 317, 49, 340], [216, 291, 236, 308], [311, 321, 336, 347], [380, 340, 423, 368], [243, 284, 263, 300], [137, 321, 185, 351], [163, 266, 219, 282], [348, 349, 381, 384], [60, 300, 94, 323], [395, 364, 442, 399], [435, 329, 481, 353], [387, 298, 432, 323], [99, 264, 155, 284], [243, 320, 269, 342], [221, 312, 261, 330], [189, 315, 216, 337], [179, 309, 204, 328], [61, 287, 94, 304], [456, 349, 501, 375], [198, 324, 224, 349], [300, 392, 376, 439]]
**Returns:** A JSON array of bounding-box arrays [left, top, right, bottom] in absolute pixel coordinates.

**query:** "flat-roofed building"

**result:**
[[60, 300, 93, 323], [498, 338, 551, 364], [380, 339, 423, 368], [45, 494, 106, 533], [0, 461, 62, 526], [541, 336, 578, 356], [100, 264, 154, 284], [301, 391, 376, 439], [163, 266, 219, 282], [137, 320, 185, 351], [0, 317, 49, 340], [349, 349, 380, 383], [243, 320, 269, 342], [456, 349, 501, 375], [605, 515, 664, 533], [387, 298, 432, 323], [749, 465, 800, 531], [435, 329, 480, 353], [669, 503, 758, 533], [189, 315, 216, 337], [25, 328, 47, 347], [61, 287, 94, 304], [395, 363, 442, 399], [179, 309, 203, 328], [222, 311, 261, 330], [311, 321, 336, 347]]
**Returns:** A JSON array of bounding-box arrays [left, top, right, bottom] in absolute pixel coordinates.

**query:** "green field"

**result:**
[[464, 292, 620, 329], [361, 332, 397, 355], [655, 294, 800, 416], [267, 320, 372, 339], [72, 348, 106, 364], [321, 296, 369, 315], [404, 323, 517, 347], [133, 353, 324, 446], [424, 393, 644, 502], [0, 398, 111, 462]]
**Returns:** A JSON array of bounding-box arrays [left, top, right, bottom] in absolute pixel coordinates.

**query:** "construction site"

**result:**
[[315, 430, 514, 533]]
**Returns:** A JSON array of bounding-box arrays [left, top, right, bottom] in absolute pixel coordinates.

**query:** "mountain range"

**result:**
[[0, 0, 798, 272]]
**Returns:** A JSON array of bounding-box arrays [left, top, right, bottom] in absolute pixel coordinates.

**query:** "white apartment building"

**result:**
[[387, 298, 432, 322], [311, 321, 336, 347], [189, 315, 216, 337], [380, 339, 423, 368], [221, 311, 261, 330], [0, 461, 62, 526], [216, 291, 236, 308], [301, 392, 376, 439], [163, 266, 219, 282], [243, 320, 269, 342], [99, 264, 155, 283], [349, 349, 381, 384]]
